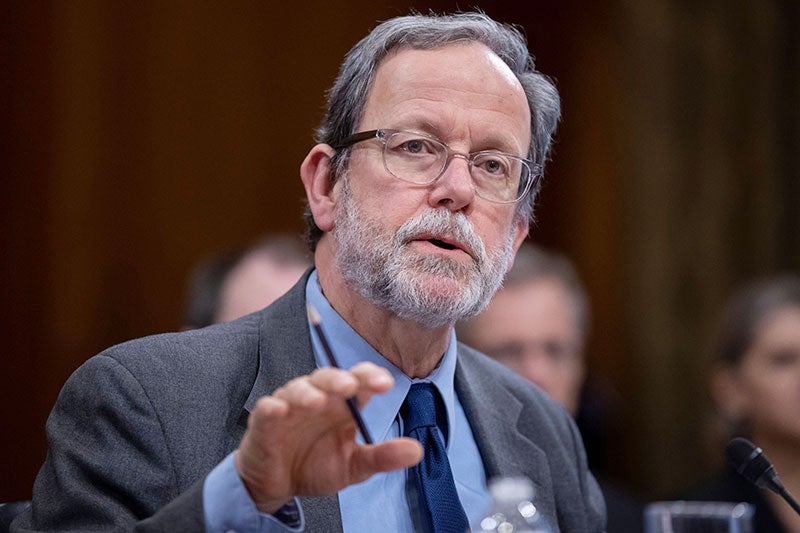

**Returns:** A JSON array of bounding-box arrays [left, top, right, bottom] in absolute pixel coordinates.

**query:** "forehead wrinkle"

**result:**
[[383, 97, 527, 154], [364, 43, 530, 154], [399, 79, 525, 118]]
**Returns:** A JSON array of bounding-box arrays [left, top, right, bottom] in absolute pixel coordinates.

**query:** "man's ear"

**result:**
[[300, 144, 337, 232], [506, 219, 530, 273]]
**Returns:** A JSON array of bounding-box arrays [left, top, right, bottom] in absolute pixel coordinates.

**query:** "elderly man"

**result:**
[[15, 11, 605, 533]]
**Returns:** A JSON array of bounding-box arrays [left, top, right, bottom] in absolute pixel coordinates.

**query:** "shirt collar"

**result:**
[[305, 270, 459, 444]]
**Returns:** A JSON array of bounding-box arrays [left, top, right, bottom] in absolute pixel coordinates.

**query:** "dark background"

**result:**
[[2, 0, 798, 504]]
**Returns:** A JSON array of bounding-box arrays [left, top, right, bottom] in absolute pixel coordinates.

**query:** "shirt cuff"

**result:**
[[203, 452, 305, 532]]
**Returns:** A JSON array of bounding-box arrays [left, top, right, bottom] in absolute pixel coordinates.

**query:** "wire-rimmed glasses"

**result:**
[[334, 129, 540, 204]]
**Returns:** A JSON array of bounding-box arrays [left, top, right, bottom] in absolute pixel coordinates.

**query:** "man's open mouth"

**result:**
[[428, 238, 457, 251]]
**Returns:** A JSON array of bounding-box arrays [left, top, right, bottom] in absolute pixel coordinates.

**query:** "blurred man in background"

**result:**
[[459, 242, 643, 532], [183, 234, 311, 329]]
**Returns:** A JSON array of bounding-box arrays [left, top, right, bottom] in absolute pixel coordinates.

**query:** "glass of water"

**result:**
[[644, 501, 754, 533]]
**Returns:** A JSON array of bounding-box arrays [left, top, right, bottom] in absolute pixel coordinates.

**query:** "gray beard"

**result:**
[[333, 178, 516, 328]]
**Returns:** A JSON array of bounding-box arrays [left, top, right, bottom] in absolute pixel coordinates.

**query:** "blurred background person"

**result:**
[[679, 274, 800, 533], [183, 233, 311, 329], [458, 241, 644, 533]]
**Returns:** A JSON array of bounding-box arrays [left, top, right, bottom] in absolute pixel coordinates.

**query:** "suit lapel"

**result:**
[[454, 346, 557, 522], [245, 270, 318, 410], [235, 270, 343, 532]]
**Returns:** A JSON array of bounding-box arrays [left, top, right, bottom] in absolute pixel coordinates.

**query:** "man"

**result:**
[[457, 243, 589, 415], [458, 243, 643, 532], [14, 12, 605, 532], [183, 234, 311, 329]]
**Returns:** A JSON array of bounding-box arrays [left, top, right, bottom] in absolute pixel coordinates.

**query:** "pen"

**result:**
[[306, 304, 375, 445]]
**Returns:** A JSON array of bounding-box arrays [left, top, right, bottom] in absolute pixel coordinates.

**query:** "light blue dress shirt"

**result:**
[[204, 271, 490, 532]]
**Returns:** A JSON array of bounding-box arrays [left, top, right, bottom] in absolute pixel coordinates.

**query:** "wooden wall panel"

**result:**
[[3, 0, 796, 506]]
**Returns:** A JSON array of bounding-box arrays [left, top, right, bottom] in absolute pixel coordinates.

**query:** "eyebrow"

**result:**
[[392, 121, 526, 155]]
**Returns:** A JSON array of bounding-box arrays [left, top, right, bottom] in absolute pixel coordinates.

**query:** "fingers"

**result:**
[[235, 362, 404, 510], [349, 361, 394, 394], [349, 438, 424, 485], [370, 438, 424, 471], [272, 361, 393, 410]]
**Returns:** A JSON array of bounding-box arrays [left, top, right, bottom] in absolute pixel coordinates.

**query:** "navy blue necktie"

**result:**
[[402, 383, 469, 533]]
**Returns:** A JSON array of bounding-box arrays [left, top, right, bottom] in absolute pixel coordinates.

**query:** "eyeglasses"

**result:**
[[334, 129, 540, 204]]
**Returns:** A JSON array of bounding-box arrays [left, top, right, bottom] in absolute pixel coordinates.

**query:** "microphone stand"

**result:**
[[727, 438, 800, 519], [774, 484, 800, 517]]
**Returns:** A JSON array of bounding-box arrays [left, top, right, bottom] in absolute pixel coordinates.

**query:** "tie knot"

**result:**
[[402, 383, 442, 433]]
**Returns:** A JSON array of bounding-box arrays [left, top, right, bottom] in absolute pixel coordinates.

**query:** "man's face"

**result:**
[[331, 42, 531, 327], [215, 253, 308, 323], [465, 277, 586, 415]]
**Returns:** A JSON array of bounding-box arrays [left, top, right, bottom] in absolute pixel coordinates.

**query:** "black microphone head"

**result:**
[[726, 437, 759, 472], [726, 437, 783, 493]]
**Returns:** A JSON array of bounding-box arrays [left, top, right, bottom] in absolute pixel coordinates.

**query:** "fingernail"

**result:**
[[334, 373, 356, 389], [371, 372, 392, 386]]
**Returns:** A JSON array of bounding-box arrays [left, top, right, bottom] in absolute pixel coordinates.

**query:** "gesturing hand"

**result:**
[[234, 361, 423, 513]]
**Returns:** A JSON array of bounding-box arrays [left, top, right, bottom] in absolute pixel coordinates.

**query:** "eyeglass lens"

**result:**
[[382, 131, 530, 203]]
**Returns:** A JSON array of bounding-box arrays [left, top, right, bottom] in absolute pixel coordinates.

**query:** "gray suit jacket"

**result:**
[[14, 272, 605, 532]]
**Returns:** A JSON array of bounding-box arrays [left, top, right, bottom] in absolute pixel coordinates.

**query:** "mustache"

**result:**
[[394, 209, 487, 264]]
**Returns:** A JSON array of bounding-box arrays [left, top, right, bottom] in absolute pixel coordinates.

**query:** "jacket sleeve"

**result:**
[[12, 355, 205, 532]]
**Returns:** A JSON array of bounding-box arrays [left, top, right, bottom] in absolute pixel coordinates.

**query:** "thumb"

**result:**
[[349, 437, 423, 484]]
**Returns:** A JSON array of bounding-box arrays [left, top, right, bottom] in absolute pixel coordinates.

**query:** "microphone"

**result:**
[[726, 437, 800, 517]]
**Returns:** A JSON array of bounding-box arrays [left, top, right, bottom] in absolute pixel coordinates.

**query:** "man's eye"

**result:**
[[767, 349, 800, 367], [544, 342, 576, 363], [489, 344, 525, 361], [401, 139, 433, 154], [475, 155, 510, 176], [484, 159, 504, 173]]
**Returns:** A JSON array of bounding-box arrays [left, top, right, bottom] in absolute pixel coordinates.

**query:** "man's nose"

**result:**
[[427, 154, 475, 211]]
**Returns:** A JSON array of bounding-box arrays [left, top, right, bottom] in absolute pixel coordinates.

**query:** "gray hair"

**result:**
[[502, 243, 591, 342], [304, 11, 561, 250]]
